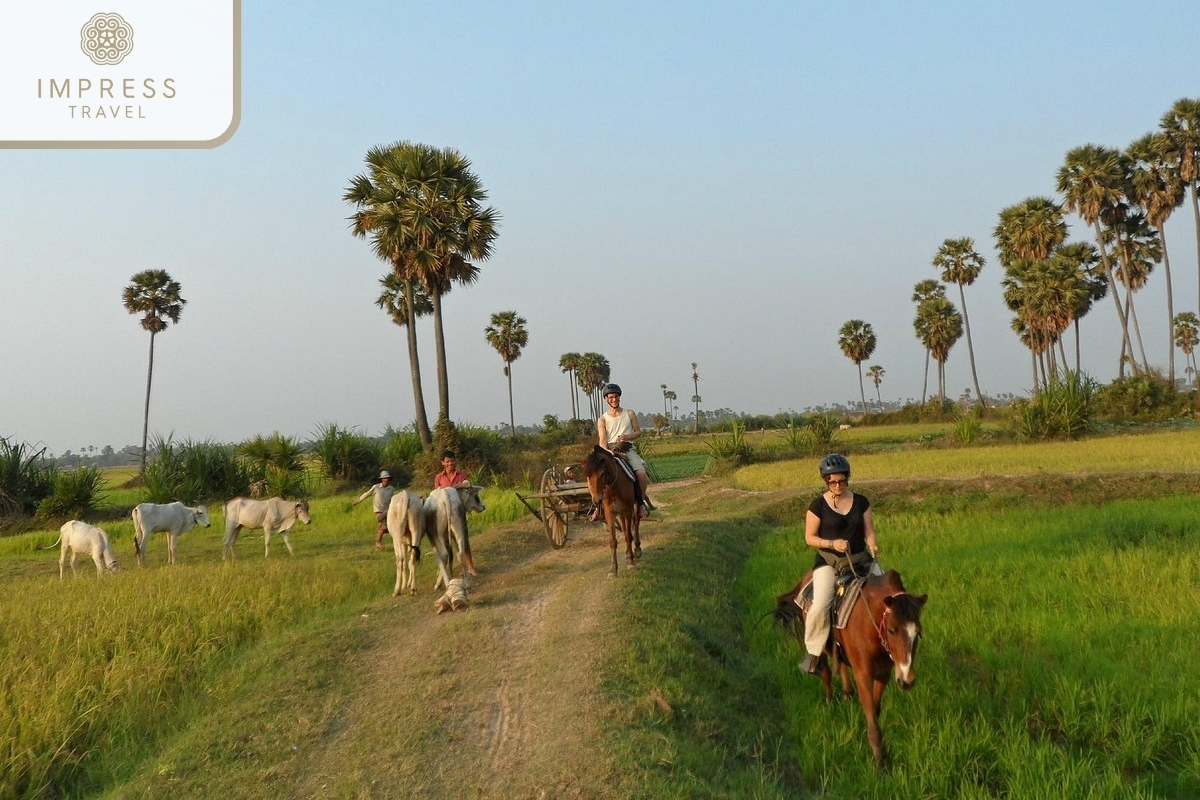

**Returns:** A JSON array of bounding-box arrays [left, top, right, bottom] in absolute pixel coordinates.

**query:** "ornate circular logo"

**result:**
[[80, 13, 134, 65]]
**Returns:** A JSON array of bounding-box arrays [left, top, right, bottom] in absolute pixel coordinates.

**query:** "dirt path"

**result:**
[[285, 502, 667, 800]]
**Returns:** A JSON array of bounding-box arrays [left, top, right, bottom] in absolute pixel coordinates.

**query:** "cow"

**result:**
[[222, 497, 311, 559], [45, 520, 120, 579], [422, 485, 485, 591], [386, 489, 425, 596], [131, 502, 211, 566]]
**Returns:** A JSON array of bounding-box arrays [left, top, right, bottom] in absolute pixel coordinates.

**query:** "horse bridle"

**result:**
[[873, 592, 918, 659]]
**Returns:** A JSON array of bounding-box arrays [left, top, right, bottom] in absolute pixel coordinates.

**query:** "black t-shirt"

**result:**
[[808, 492, 871, 570]]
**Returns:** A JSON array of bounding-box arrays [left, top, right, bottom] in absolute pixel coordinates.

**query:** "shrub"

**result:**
[[36, 466, 105, 520], [142, 435, 253, 503], [0, 437, 56, 516], [311, 423, 381, 483], [1094, 374, 1189, 422], [706, 419, 755, 466], [1009, 372, 1096, 440]]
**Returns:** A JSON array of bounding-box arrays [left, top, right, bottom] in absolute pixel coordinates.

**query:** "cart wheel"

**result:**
[[540, 468, 557, 496], [542, 498, 569, 548]]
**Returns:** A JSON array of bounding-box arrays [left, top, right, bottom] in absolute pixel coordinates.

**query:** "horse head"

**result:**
[[583, 445, 612, 505], [880, 587, 927, 690]]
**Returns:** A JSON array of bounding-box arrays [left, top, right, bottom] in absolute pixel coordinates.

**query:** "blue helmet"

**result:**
[[601, 383, 622, 398]]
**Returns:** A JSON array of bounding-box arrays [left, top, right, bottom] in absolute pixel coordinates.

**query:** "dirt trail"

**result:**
[[285, 501, 667, 800]]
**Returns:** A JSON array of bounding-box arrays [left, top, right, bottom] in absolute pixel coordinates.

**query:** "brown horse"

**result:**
[[774, 568, 927, 772], [583, 445, 642, 576]]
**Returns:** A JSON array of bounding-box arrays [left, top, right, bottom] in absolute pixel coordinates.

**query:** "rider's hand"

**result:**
[[834, 539, 847, 554]]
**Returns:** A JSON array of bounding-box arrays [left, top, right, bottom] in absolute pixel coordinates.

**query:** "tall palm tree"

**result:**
[[1103, 213, 1161, 374], [1128, 132, 1187, 385], [575, 352, 610, 419], [375, 274, 435, 416], [484, 311, 529, 436], [866, 365, 885, 410], [690, 362, 701, 434], [660, 384, 669, 418], [932, 237, 986, 406], [664, 389, 677, 418], [559, 352, 582, 420], [838, 320, 877, 415], [1159, 98, 1200, 316], [1056, 145, 1140, 375], [345, 141, 500, 448], [122, 269, 186, 473], [1055, 242, 1106, 372], [911, 280, 945, 403], [1174, 312, 1200, 387], [918, 299, 962, 403]]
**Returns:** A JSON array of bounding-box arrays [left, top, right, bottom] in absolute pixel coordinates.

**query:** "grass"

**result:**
[[3, 425, 1200, 798]]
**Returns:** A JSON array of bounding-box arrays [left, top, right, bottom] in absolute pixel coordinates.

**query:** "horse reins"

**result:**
[[871, 592, 913, 659]]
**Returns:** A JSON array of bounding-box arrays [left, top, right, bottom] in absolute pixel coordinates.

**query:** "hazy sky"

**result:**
[[3, 0, 1199, 456]]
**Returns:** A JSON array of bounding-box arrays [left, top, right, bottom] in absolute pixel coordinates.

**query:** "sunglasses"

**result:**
[[825, 478, 848, 487]]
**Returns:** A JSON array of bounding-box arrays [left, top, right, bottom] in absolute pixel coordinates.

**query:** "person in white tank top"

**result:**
[[596, 382, 652, 517]]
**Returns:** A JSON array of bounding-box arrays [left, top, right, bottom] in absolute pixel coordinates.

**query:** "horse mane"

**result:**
[[583, 445, 609, 478]]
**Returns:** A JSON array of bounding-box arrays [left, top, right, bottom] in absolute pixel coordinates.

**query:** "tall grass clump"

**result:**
[[1010, 371, 1096, 440], [0, 437, 56, 516], [311, 423, 380, 483], [36, 466, 105, 520], [952, 409, 981, 445], [706, 418, 755, 467], [143, 435, 252, 503], [237, 433, 310, 498]]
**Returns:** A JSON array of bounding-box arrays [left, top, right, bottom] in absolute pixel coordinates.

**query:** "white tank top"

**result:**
[[603, 409, 635, 446]]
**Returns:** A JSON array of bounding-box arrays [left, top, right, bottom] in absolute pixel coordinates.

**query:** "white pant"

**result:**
[[803, 561, 884, 656]]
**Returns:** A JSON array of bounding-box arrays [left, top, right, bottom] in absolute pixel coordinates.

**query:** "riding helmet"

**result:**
[[818, 453, 851, 477], [601, 383, 622, 398]]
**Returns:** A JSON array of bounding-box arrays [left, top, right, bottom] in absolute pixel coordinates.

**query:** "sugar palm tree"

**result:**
[[1103, 213, 1161, 374], [690, 362, 701, 434], [866, 365, 885, 410], [932, 237, 986, 407], [1056, 145, 1140, 375], [485, 311, 529, 436], [122, 269, 186, 473], [1055, 242, 1106, 372], [345, 141, 499, 448], [575, 352, 610, 419], [664, 389, 677, 419], [1173, 312, 1200, 387], [559, 352, 582, 420], [911, 280, 945, 403], [1159, 98, 1200, 316], [1128, 132, 1187, 385], [919, 299, 962, 403], [838, 320, 877, 415]]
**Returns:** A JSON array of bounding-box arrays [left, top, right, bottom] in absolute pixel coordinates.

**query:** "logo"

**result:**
[[0, 1, 241, 149], [80, 13, 134, 65]]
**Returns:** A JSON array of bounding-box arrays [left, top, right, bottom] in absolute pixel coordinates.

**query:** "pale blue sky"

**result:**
[[3, 0, 1198, 455]]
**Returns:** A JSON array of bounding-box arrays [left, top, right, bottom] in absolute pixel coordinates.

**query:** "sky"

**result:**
[[3, 0, 1199, 457]]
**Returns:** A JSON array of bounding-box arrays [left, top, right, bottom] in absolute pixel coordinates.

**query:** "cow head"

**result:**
[[295, 499, 312, 524], [193, 505, 211, 528], [456, 486, 486, 514]]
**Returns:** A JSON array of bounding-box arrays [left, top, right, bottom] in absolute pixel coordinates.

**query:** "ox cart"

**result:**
[[514, 466, 595, 548]]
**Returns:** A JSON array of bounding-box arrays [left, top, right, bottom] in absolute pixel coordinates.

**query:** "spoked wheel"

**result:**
[[542, 500, 569, 548]]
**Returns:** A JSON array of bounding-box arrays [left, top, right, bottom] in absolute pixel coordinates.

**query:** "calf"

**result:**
[[422, 485, 485, 590], [49, 520, 120, 578], [131, 501, 211, 566], [386, 489, 425, 596], [223, 496, 311, 559]]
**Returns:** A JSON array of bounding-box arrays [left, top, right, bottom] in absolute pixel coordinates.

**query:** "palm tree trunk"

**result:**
[[140, 331, 156, 474], [1191, 185, 1200, 323], [1074, 319, 1082, 374], [1158, 222, 1176, 387], [957, 285, 985, 406], [1030, 349, 1039, 393], [1094, 220, 1137, 376], [506, 363, 515, 436], [1124, 291, 1150, 374], [402, 276, 433, 450], [921, 349, 930, 405], [856, 363, 868, 416], [430, 289, 450, 421]]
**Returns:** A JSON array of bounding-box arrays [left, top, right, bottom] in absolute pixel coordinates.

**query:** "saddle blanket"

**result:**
[[795, 574, 867, 629]]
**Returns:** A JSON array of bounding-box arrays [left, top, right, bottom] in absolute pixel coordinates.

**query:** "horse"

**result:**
[[583, 444, 642, 576], [774, 567, 927, 772]]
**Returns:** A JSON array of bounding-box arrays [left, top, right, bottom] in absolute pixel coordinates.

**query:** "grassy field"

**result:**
[[2, 425, 1199, 799]]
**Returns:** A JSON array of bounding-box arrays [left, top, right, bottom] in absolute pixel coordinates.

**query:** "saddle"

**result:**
[[795, 570, 869, 630]]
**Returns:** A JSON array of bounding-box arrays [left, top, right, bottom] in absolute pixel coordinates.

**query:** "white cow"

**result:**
[[131, 502, 211, 566], [222, 497, 311, 559], [386, 489, 425, 596], [47, 520, 120, 579], [422, 486, 485, 590]]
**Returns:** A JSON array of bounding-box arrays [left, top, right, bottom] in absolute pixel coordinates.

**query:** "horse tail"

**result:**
[[771, 582, 806, 636]]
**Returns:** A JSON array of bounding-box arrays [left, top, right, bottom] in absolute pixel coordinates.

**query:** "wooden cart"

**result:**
[[514, 466, 594, 548]]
